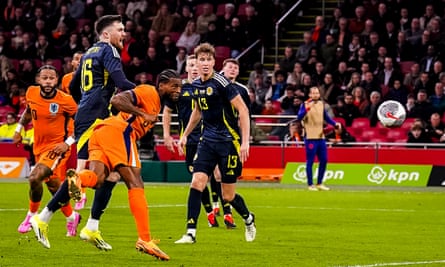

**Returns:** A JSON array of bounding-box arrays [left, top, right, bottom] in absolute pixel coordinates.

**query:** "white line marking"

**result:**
[[334, 260, 445, 267]]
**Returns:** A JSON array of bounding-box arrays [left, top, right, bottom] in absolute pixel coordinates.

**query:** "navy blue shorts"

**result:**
[[193, 139, 242, 184]]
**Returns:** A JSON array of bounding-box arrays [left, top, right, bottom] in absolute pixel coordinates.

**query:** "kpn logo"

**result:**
[[293, 164, 344, 183], [367, 166, 420, 184]]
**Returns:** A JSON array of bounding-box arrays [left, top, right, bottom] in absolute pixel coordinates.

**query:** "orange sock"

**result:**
[[128, 188, 150, 241], [78, 169, 98, 188], [81, 187, 86, 194], [61, 204, 73, 217], [29, 200, 40, 213]]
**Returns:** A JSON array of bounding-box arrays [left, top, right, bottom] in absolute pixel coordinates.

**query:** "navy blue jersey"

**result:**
[[71, 42, 135, 138], [192, 72, 240, 142], [165, 79, 202, 144], [233, 81, 251, 116]]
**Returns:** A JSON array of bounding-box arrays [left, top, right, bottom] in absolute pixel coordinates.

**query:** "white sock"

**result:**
[[244, 214, 253, 225], [81, 192, 86, 199], [186, 229, 196, 237], [66, 211, 76, 222], [39, 207, 54, 223], [213, 202, 219, 209], [86, 218, 99, 231], [27, 211, 36, 217]]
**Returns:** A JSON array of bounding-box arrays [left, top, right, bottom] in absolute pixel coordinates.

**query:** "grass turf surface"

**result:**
[[0, 182, 444, 267]]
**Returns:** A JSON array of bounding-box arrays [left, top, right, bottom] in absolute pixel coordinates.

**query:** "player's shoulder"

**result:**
[[100, 42, 121, 58], [133, 84, 156, 96], [26, 85, 40, 98], [212, 72, 230, 87], [234, 81, 249, 92]]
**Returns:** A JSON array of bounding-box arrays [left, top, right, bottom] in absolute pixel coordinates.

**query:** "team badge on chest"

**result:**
[[49, 103, 59, 114], [206, 87, 213, 96]]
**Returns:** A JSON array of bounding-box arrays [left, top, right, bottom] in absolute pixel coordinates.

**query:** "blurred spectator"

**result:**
[[286, 62, 307, 88], [395, 31, 414, 62], [35, 34, 56, 61], [278, 45, 296, 74], [284, 120, 304, 144], [300, 74, 313, 98], [125, 0, 148, 20], [149, 3, 174, 45], [247, 62, 269, 91], [80, 35, 92, 52], [311, 62, 325, 87], [325, 7, 342, 36], [381, 21, 397, 57], [413, 72, 434, 96], [360, 19, 374, 47], [325, 123, 356, 145], [414, 30, 433, 61], [372, 3, 390, 34], [419, 4, 439, 30], [349, 47, 368, 72], [403, 63, 420, 90], [6, 6, 27, 32], [305, 47, 322, 73], [115, 2, 130, 25], [51, 22, 70, 48], [320, 73, 342, 105], [295, 32, 315, 64], [405, 93, 416, 114], [196, 3, 217, 35], [429, 61, 443, 85], [68, 0, 86, 19], [399, 7, 410, 32], [79, 23, 95, 44], [351, 86, 368, 115], [334, 93, 361, 126], [259, 98, 280, 133], [49, 4, 76, 33], [60, 32, 81, 58], [419, 45, 439, 74], [310, 16, 329, 47], [172, 5, 194, 32], [15, 32, 36, 60], [241, 4, 260, 45], [346, 72, 361, 93], [176, 20, 200, 54], [407, 123, 431, 144], [363, 91, 383, 127], [18, 59, 37, 87], [125, 56, 147, 83], [348, 6, 366, 34], [320, 34, 337, 73], [385, 79, 409, 105], [333, 61, 351, 91], [377, 57, 403, 88], [336, 17, 351, 51], [157, 34, 178, 69], [425, 112, 445, 142], [200, 21, 220, 46], [0, 112, 22, 140], [280, 85, 297, 113], [248, 88, 263, 116], [408, 89, 435, 122], [266, 70, 287, 102], [0, 34, 12, 58], [429, 82, 445, 113], [144, 46, 165, 78], [216, 3, 235, 33], [175, 47, 187, 75], [405, 18, 422, 46]]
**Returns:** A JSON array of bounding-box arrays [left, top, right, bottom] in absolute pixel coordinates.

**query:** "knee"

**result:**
[[222, 192, 235, 203], [28, 166, 48, 187], [190, 173, 208, 191]]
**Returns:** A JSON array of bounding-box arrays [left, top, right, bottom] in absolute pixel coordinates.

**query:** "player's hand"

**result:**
[[239, 143, 250, 163], [164, 135, 176, 153], [335, 122, 342, 130], [142, 113, 158, 126], [177, 136, 187, 156], [12, 132, 22, 145], [52, 142, 69, 155]]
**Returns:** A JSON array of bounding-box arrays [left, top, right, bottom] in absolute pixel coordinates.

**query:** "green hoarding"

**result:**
[[282, 163, 431, 186]]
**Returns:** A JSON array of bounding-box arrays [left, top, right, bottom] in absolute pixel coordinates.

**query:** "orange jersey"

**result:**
[[60, 72, 73, 94], [101, 84, 161, 140], [26, 86, 77, 156]]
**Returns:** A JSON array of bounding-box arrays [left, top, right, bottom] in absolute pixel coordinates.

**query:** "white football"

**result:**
[[377, 100, 406, 127]]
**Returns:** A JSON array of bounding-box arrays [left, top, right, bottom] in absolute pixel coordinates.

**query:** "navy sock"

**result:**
[[210, 175, 219, 203], [229, 194, 250, 220], [201, 186, 213, 213], [91, 180, 116, 220], [186, 188, 202, 229], [47, 180, 70, 212]]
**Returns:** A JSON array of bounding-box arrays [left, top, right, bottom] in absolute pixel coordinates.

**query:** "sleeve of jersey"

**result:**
[[104, 46, 136, 91], [69, 68, 81, 103], [64, 95, 78, 117], [225, 83, 240, 101], [135, 86, 159, 115]]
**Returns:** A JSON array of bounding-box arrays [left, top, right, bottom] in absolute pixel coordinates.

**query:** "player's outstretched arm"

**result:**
[[110, 90, 158, 124], [12, 107, 32, 144], [162, 105, 176, 153]]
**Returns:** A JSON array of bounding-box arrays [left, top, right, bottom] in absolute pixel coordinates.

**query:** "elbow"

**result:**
[[110, 95, 120, 108]]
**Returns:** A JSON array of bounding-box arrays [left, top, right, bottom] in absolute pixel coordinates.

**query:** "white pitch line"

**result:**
[[334, 259, 445, 267]]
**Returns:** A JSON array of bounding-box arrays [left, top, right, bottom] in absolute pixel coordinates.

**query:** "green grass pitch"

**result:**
[[0, 182, 444, 267]]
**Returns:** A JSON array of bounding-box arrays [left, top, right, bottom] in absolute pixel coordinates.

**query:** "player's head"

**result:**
[[185, 55, 199, 80], [71, 51, 83, 72], [95, 15, 125, 50], [36, 65, 58, 98], [222, 58, 239, 82], [157, 69, 181, 101], [309, 86, 321, 101], [194, 43, 215, 79]]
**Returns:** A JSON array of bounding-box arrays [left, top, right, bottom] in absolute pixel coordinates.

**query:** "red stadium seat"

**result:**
[[195, 3, 213, 16], [351, 117, 370, 129], [76, 19, 91, 33], [214, 45, 231, 59], [216, 3, 226, 16], [333, 117, 345, 126], [399, 61, 415, 75], [168, 32, 181, 43], [237, 3, 251, 17]]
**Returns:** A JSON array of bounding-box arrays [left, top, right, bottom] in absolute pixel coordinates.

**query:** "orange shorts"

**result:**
[[35, 148, 71, 181], [88, 124, 140, 171]]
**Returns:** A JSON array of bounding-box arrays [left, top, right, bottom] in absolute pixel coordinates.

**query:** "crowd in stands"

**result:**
[[248, 0, 445, 145], [1, 0, 445, 147]]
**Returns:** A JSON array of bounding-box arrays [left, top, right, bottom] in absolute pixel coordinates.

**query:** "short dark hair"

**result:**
[[95, 15, 122, 36], [157, 69, 179, 87]]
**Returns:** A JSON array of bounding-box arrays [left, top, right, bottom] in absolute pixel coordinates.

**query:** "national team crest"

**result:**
[[49, 103, 59, 114], [206, 87, 213, 95]]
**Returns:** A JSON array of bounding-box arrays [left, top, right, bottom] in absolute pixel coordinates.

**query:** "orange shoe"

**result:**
[[135, 239, 170, 261]]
